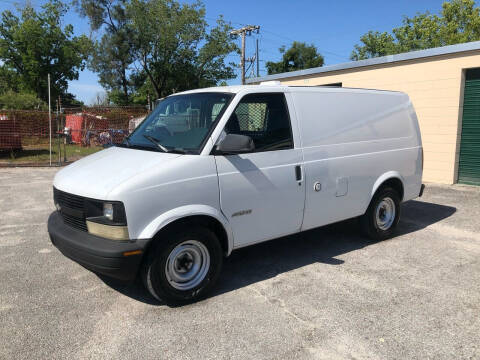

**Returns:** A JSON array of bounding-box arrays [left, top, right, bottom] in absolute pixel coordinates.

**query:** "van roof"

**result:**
[[173, 84, 405, 96]]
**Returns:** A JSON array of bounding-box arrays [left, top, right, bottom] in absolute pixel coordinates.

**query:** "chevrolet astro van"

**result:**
[[48, 83, 424, 304]]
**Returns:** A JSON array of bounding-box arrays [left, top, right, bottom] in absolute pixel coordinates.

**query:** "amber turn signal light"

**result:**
[[122, 250, 142, 257]]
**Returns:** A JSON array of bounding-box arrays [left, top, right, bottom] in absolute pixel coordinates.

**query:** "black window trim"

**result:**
[[195, 92, 235, 154], [212, 92, 294, 155]]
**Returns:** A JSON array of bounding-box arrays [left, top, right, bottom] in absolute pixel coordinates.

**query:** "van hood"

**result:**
[[53, 146, 181, 199]]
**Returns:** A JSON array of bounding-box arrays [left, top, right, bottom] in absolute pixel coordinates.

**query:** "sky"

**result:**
[[0, 0, 448, 104]]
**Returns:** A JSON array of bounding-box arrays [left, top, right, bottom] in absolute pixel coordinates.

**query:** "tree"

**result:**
[[127, 0, 238, 99], [265, 42, 324, 75], [350, 31, 398, 61], [74, 0, 133, 104], [0, 1, 91, 102], [0, 90, 47, 110], [0, 65, 20, 94], [76, 0, 237, 103], [62, 93, 85, 108], [351, 0, 480, 60]]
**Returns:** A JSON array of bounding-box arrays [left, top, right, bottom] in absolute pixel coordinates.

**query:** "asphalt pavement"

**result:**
[[0, 168, 479, 359]]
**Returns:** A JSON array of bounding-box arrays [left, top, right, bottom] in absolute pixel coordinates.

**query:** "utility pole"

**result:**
[[256, 38, 260, 78], [246, 56, 256, 78], [230, 25, 260, 84]]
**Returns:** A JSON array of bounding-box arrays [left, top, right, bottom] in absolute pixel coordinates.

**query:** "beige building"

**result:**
[[247, 41, 480, 185]]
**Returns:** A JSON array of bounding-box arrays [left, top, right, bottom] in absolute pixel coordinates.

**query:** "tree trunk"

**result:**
[[121, 66, 129, 103], [140, 53, 161, 98]]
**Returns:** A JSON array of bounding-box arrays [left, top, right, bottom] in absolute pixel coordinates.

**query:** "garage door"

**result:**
[[458, 68, 480, 185]]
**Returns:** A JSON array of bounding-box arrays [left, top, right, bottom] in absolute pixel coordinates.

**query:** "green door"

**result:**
[[458, 68, 480, 185]]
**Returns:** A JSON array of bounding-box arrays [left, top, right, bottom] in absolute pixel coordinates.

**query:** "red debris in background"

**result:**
[[0, 106, 148, 161], [0, 114, 22, 150], [65, 113, 109, 144]]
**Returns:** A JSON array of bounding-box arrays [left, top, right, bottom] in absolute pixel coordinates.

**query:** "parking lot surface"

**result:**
[[0, 167, 479, 360]]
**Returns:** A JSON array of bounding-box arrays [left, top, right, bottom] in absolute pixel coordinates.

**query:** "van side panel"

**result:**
[[291, 89, 422, 231], [294, 89, 414, 147]]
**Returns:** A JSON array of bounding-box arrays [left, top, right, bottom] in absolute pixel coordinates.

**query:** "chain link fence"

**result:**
[[0, 106, 148, 166]]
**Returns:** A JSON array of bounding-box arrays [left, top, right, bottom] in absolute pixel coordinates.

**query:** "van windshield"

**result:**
[[126, 92, 233, 154]]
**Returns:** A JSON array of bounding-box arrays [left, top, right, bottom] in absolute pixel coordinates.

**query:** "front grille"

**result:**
[[62, 213, 88, 232], [55, 189, 85, 209], [54, 188, 87, 232]]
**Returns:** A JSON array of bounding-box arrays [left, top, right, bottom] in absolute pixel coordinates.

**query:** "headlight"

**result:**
[[103, 203, 114, 221], [85, 200, 128, 240]]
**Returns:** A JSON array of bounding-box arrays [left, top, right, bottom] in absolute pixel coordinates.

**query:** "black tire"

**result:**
[[360, 186, 401, 241], [142, 226, 223, 305]]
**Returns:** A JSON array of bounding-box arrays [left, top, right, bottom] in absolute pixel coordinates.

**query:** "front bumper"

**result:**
[[48, 211, 149, 282]]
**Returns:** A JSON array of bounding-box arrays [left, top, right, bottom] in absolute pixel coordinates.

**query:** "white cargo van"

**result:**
[[48, 84, 424, 304]]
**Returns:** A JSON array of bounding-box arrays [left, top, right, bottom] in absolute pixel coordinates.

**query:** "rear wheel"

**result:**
[[142, 226, 223, 305], [360, 187, 401, 241]]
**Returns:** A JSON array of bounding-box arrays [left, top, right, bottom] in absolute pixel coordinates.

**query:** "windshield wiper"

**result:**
[[168, 148, 188, 154], [142, 135, 169, 153]]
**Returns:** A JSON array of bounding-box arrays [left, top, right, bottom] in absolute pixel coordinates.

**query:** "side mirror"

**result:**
[[216, 134, 255, 154]]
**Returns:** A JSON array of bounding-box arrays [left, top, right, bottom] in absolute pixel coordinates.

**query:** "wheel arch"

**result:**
[[138, 205, 234, 256], [371, 172, 405, 202]]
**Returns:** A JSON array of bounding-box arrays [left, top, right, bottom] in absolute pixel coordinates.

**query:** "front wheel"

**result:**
[[360, 187, 401, 241], [142, 226, 223, 305]]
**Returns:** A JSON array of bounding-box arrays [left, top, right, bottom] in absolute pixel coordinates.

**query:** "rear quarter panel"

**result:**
[[291, 88, 422, 230]]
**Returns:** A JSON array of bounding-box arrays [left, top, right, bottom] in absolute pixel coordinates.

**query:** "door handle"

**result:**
[[295, 165, 302, 182]]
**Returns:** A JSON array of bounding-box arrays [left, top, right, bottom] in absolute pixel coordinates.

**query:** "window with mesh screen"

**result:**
[[224, 93, 293, 152]]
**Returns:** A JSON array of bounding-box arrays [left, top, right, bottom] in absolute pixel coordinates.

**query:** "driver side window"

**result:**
[[224, 93, 293, 152]]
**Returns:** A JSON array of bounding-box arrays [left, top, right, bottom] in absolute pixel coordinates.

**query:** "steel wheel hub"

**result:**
[[165, 240, 210, 291], [375, 197, 396, 230]]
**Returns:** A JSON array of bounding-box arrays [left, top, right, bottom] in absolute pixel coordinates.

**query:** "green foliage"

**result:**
[[0, 66, 20, 94], [62, 92, 85, 107], [128, 71, 153, 105], [350, 31, 398, 60], [265, 42, 324, 75], [351, 0, 480, 60], [127, 0, 238, 99], [0, 0, 91, 103], [0, 90, 47, 110], [77, 0, 238, 103], [74, 0, 133, 104], [90, 33, 133, 105]]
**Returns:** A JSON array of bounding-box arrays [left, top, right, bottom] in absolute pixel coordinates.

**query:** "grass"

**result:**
[[0, 143, 103, 164]]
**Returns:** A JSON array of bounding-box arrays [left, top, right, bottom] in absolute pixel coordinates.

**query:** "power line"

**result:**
[[256, 38, 259, 77], [259, 28, 350, 61], [261, 28, 295, 42], [206, 16, 350, 63]]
